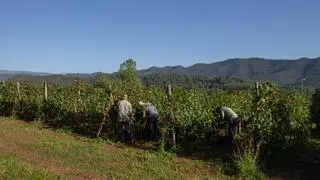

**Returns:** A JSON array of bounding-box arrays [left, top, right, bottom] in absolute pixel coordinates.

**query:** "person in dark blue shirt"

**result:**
[[139, 101, 160, 141]]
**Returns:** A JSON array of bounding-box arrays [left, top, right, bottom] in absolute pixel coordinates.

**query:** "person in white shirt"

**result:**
[[215, 106, 242, 142], [117, 94, 134, 143]]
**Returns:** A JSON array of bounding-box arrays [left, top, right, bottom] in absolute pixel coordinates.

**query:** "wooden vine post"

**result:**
[[166, 85, 176, 149], [16, 82, 21, 114], [167, 85, 172, 97], [44, 82, 48, 122], [254, 82, 260, 127], [74, 81, 82, 123], [255, 82, 259, 96], [17, 82, 21, 101], [44, 82, 48, 101], [252, 81, 261, 160]]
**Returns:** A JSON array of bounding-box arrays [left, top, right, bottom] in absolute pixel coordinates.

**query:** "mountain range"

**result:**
[[0, 70, 51, 82], [139, 57, 320, 86], [1, 57, 320, 87]]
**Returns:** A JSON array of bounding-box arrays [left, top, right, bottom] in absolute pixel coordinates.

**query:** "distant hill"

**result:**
[[140, 57, 320, 86], [2, 57, 320, 88], [0, 70, 51, 81]]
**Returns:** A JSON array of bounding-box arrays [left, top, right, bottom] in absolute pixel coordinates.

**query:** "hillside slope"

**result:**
[[0, 117, 227, 179], [140, 57, 320, 85], [2, 57, 320, 86]]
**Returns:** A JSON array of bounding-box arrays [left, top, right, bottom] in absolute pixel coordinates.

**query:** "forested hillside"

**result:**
[[2, 57, 320, 89]]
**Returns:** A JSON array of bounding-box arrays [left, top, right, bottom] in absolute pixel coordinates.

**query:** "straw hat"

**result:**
[[123, 94, 128, 100]]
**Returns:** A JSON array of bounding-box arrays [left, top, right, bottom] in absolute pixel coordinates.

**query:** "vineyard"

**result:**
[[1, 78, 319, 179], [0, 81, 313, 147]]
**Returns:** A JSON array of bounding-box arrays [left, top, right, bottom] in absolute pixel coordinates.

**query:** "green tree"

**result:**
[[117, 59, 142, 89], [95, 73, 111, 89]]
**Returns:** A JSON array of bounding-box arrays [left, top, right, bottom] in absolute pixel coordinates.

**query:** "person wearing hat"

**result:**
[[117, 94, 134, 143], [139, 101, 160, 141]]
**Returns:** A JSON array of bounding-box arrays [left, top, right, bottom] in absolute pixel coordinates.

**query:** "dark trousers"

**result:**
[[227, 117, 241, 141], [144, 115, 160, 140], [117, 121, 134, 143]]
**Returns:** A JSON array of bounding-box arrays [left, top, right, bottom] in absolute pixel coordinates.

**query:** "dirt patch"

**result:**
[[47, 165, 106, 180], [0, 141, 37, 163], [174, 156, 217, 174], [101, 144, 121, 155]]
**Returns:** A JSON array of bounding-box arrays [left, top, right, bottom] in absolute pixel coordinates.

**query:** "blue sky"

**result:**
[[1, 0, 319, 73]]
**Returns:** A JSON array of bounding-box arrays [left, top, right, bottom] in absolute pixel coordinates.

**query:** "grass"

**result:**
[[2, 116, 319, 179], [0, 117, 228, 179], [0, 154, 61, 180], [234, 151, 266, 180]]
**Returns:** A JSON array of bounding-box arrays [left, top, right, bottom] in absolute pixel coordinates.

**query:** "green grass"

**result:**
[[234, 151, 266, 180], [0, 117, 228, 179], [2, 117, 320, 179], [0, 154, 61, 180]]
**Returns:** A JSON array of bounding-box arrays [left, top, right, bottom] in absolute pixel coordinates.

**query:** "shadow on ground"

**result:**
[[266, 130, 320, 180], [129, 131, 320, 180], [176, 138, 236, 176], [130, 136, 237, 176]]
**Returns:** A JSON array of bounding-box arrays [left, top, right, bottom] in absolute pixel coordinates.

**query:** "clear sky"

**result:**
[[1, 0, 319, 73]]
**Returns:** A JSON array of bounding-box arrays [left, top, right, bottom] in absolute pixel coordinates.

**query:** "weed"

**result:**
[[57, 126, 74, 134], [234, 151, 266, 180]]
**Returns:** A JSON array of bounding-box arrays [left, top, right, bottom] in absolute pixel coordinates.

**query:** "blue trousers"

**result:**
[[117, 121, 134, 142], [144, 115, 159, 140]]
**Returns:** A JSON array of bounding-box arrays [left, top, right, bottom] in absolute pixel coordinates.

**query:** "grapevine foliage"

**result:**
[[0, 81, 313, 149], [238, 83, 312, 160]]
